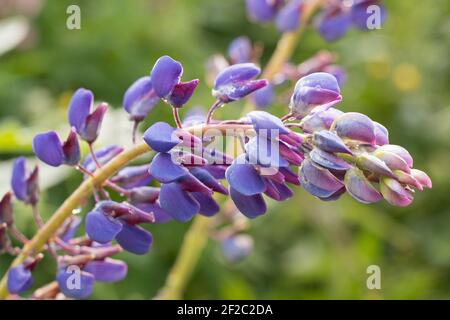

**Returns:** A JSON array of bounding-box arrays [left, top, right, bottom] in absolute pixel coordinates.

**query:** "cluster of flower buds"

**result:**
[[245, 0, 386, 41], [1, 48, 430, 299]]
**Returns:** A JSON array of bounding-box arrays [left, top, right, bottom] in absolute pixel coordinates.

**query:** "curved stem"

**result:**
[[205, 100, 223, 125], [0, 142, 151, 299], [172, 107, 183, 129]]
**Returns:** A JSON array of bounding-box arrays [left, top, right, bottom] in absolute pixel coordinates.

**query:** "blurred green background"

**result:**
[[1, 0, 449, 299]]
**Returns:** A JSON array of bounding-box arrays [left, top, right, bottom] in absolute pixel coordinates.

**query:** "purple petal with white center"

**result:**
[[380, 177, 413, 207], [313, 130, 352, 154], [226, 160, 265, 196], [85, 210, 123, 244], [333, 112, 376, 144], [62, 128, 81, 166], [221, 235, 254, 263], [377, 144, 413, 168], [159, 182, 200, 222], [84, 258, 127, 283], [245, 0, 277, 22], [150, 55, 183, 98], [7, 265, 33, 294], [410, 169, 432, 189], [11, 157, 28, 202], [32, 131, 64, 167], [316, 8, 351, 42], [143, 122, 181, 153], [356, 153, 395, 178], [57, 268, 95, 299], [192, 192, 220, 217], [275, 0, 302, 32], [149, 152, 189, 183], [68, 88, 93, 133], [351, 0, 387, 30], [168, 79, 199, 108], [247, 110, 290, 135], [300, 108, 343, 133], [373, 121, 389, 145], [230, 187, 267, 219], [300, 158, 344, 198], [115, 224, 153, 255], [344, 167, 383, 204], [190, 167, 228, 195], [123, 76, 159, 121], [310, 148, 351, 171], [252, 84, 275, 109], [228, 36, 252, 64]]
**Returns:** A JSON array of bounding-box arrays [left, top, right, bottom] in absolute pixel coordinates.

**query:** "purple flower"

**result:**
[[11, 157, 39, 205], [247, 110, 290, 134], [344, 167, 383, 204], [332, 112, 376, 145], [159, 182, 200, 222], [299, 158, 344, 199], [143, 122, 181, 153], [83, 145, 124, 173], [290, 72, 342, 118], [313, 130, 352, 154], [229, 187, 267, 219], [85, 201, 154, 255], [213, 63, 268, 102], [373, 121, 389, 146], [57, 267, 95, 299], [32, 128, 80, 167], [111, 165, 152, 189], [315, 7, 351, 42], [123, 76, 159, 122], [150, 55, 183, 98], [226, 156, 266, 196], [252, 84, 275, 109], [7, 264, 33, 294], [83, 258, 128, 283], [300, 108, 343, 133], [221, 235, 254, 263], [275, 0, 302, 33], [351, 0, 387, 30], [168, 79, 199, 108], [68, 88, 108, 143], [380, 177, 413, 207], [246, 0, 277, 22], [228, 36, 253, 64]]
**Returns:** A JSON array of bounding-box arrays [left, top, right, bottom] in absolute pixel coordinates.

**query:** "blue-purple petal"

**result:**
[[143, 122, 181, 153], [159, 182, 200, 222], [150, 55, 183, 98], [230, 187, 267, 219], [68, 88, 93, 133], [115, 224, 153, 255], [83, 258, 127, 283], [32, 131, 64, 167], [85, 210, 123, 244]]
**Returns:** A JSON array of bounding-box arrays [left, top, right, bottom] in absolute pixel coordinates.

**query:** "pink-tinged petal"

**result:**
[[310, 148, 351, 171], [279, 142, 304, 166], [301, 108, 343, 133], [225, 160, 265, 196], [380, 177, 414, 207], [356, 153, 396, 178], [84, 258, 127, 283], [394, 170, 422, 190], [189, 167, 228, 195], [176, 173, 212, 195], [82, 102, 108, 143], [115, 224, 153, 255], [150, 55, 183, 98], [0, 192, 14, 226], [168, 79, 199, 108], [149, 152, 189, 183], [129, 187, 160, 204], [344, 167, 383, 204], [378, 144, 413, 168], [68, 88, 93, 133], [313, 130, 352, 154], [373, 121, 389, 145], [134, 202, 173, 224], [300, 158, 344, 198], [62, 128, 81, 166], [159, 182, 200, 222], [373, 149, 410, 173], [143, 122, 181, 153], [32, 131, 64, 167], [410, 169, 432, 189], [230, 187, 267, 219], [332, 112, 376, 144], [279, 167, 301, 186]]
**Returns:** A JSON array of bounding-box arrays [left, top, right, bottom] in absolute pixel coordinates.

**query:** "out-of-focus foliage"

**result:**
[[1, 0, 449, 299]]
